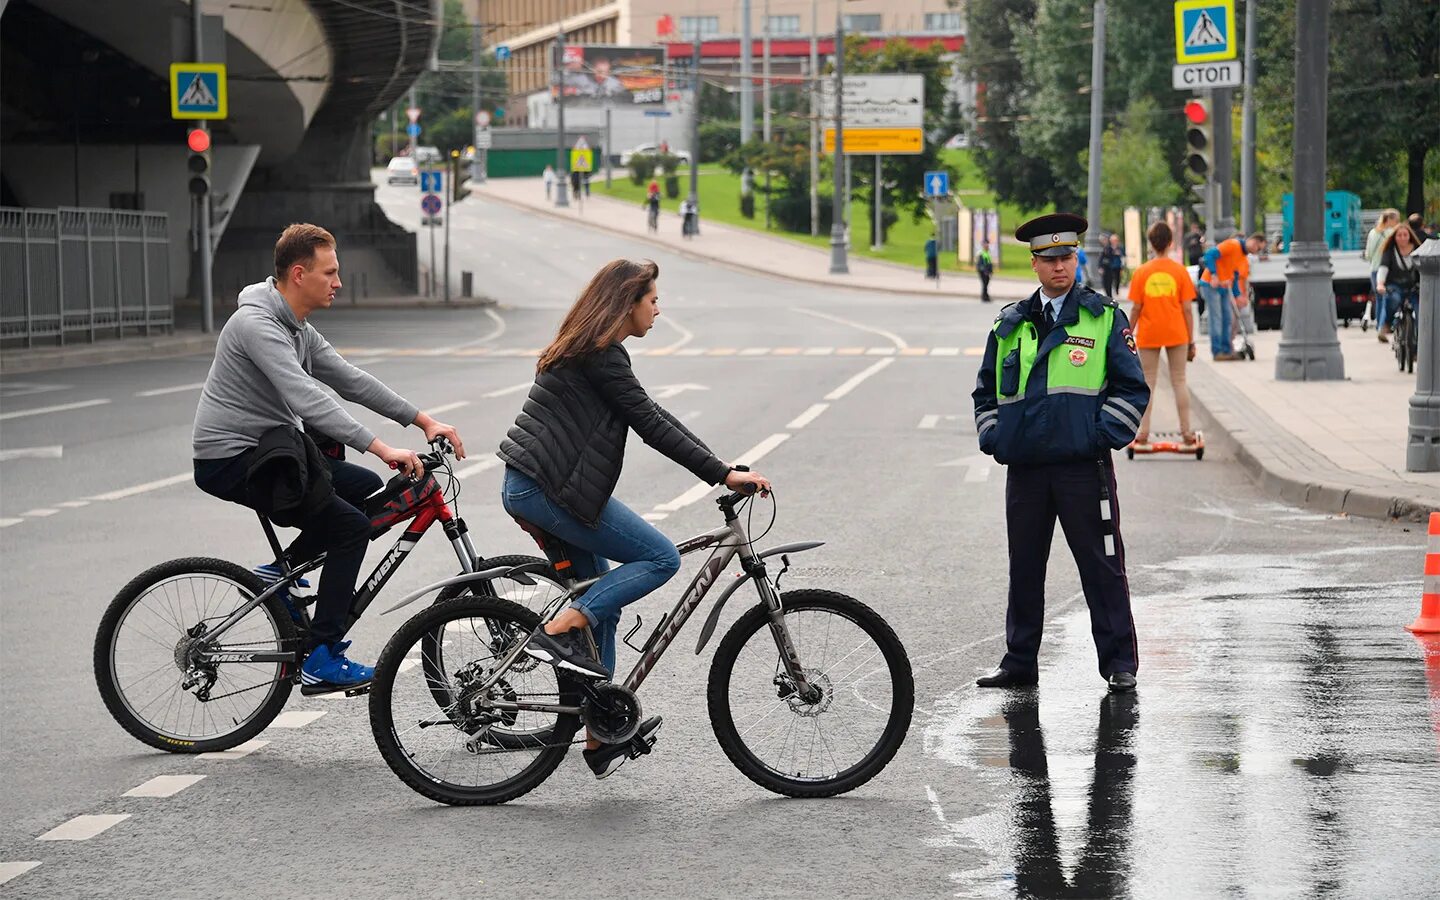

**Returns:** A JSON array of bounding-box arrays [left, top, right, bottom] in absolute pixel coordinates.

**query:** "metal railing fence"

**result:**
[[0, 207, 173, 347]]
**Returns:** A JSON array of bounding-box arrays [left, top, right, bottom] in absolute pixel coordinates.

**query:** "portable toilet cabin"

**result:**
[[1280, 191, 1365, 252]]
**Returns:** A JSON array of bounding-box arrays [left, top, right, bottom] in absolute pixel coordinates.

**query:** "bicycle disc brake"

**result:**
[[581, 682, 642, 744]]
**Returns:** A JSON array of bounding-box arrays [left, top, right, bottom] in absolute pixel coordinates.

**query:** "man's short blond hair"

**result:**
[[274, 224, 336, 281]]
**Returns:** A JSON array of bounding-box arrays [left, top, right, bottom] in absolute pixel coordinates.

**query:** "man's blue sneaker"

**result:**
[[253, 563, 311, 624], [299, 641, 374, 696]]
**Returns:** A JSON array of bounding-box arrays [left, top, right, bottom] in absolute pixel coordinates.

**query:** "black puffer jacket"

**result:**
[[497, 343, 731, 526]]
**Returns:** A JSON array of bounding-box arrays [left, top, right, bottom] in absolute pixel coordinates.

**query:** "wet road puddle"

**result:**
[[924, 545, 1440, 897]]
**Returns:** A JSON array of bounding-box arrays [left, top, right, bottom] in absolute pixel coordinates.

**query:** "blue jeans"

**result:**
[[1201, 281, 1232, 357], [500, 467, 680, 672]]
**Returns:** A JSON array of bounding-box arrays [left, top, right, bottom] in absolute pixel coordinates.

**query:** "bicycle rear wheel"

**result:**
[[708, 589, 913, 798], [94, 558, 297, 753], [370, 594, 582, 805]]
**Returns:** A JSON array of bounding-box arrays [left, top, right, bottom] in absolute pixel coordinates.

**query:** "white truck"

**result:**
[[1243, 250, 1374, 330]]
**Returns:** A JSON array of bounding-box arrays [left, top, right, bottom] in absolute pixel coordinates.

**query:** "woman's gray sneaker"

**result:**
[[584, 716, 663, 779], [522, 629, 612, 680]]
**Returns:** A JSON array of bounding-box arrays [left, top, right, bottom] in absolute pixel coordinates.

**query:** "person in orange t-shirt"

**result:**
[[1127, 221, 1197, 445]]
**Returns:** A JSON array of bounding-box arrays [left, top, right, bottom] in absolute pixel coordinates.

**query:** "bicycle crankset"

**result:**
[[581, 682, 642, 744]]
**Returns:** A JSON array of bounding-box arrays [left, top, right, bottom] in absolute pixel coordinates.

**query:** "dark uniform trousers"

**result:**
[[1001, 455, 1138, 678]]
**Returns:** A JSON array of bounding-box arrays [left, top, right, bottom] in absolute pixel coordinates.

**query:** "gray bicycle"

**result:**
[[368, 477, 915, 805]]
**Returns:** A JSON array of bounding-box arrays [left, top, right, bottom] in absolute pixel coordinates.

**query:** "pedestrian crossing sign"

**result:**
[[1174, 0, 1236, 64], [170, 63, 228, 120]]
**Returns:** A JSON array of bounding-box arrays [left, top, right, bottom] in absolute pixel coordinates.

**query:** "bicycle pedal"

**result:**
[[299, 681, 372, 698]]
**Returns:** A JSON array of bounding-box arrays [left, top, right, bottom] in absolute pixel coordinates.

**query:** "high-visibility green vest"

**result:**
[[993, 304, 1114, 401]]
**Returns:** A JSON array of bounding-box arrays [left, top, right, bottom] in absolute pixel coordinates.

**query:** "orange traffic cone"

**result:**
[[1407, 512, 1440, 634]]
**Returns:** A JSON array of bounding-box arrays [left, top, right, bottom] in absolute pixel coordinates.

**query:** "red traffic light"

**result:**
[[187, 128, 211, 153], [1184, 100, 1208, 125]]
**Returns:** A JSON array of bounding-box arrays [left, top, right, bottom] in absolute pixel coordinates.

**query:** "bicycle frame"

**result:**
[[195, 486, 481, 667]]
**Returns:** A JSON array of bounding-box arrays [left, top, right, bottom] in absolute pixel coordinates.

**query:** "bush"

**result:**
[[699, 121, 743, 163], [664, 174, 681, 199], [740, 194, 755, 219], [628, 154, 656, 186], [769, 191, 834, 234]]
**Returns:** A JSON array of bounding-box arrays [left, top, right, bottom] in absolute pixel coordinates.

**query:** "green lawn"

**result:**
[[595, 150, 1050, 281]]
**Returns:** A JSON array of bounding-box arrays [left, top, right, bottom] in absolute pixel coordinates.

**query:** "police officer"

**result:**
[[972, 213, 1149, 693]]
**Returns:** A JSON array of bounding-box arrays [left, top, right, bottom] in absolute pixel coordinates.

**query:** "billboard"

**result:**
[[820, 74, 925, 155], [557, 45, 666, 107]]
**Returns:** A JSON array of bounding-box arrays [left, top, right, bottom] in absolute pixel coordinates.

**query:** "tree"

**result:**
[[1079, 97, 1183, 233], [1013, 0, 1094, 212]]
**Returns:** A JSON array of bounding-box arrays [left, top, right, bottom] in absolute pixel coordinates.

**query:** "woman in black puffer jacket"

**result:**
[[497, 259, 770, 775]]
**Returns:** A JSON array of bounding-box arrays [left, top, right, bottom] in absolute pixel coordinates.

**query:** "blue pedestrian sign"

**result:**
[[924, 171, 949, 198], [406, 122, 422, 139], [421, 193, 443, 216], [1174, 0, 1236, 64], [420, 171, 443, 193], [169, 63, 227, 120], [495, 45, 511, 62]]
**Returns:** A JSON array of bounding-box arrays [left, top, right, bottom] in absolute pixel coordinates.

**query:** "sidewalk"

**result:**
[[477, 177, 1035, 302], [1187, 325, 1440, 521]]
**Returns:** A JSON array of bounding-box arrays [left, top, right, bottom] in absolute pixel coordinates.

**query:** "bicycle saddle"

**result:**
[[511, 515, 575, 577]]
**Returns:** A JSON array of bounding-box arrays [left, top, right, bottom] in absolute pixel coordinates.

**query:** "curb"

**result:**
[[476, 188, 1031, 303], [1, 333, 219, 375], [1186, 366, 1433, 523]]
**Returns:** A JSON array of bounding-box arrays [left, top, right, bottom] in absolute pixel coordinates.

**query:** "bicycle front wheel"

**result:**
[[708, 589, 914, 798], [94, 558, 297, 753]]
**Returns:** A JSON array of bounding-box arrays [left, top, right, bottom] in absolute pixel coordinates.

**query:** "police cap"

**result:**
[[1015, 213, 1088, 258]]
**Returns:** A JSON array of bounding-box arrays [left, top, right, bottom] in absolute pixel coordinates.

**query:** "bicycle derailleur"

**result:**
[[175, 622, 219, 701]]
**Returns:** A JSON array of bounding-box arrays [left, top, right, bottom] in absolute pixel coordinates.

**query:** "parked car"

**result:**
[[385, 157, 419, 185], [619, 143, 691, 167], [413, 145, 442, 164]]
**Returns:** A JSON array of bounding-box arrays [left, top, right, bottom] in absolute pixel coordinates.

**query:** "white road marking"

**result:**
[[651, 383, 708, 400], [824, 358, 894, 401], [0, 445, 63, 462], [655, 433, 791, 512], [787, 403, 829, 430], [269, 710, 327, 729], [397, 658, 420, 674], [919, 414, 962, 430], [482, 382, 532, 398], [425, 401, 470, 415], [794, 307, 908, 349], [939, 453, 993, 483], [36, 814, 130, 841], [0, 862, 41, 885], [135, 382, 205, 397], [0, 519, 23, 528], [803, 347, 835, 356], [123, 774, 207, 798], [740, 347, 770, 356], [656, 313, 694, 353], [197, 739, 269, 760], [642, 512, 669, 521], [0, 398, 110, 421], [0, 381, 69, 398], [865, 347, 897, 355], [455, 457, 502, 479], [56, 500, 90, 508], [931, 347, 961, 356], [675, 348, 706, 357], [963, 347, 985, 357], [89, 472, 192, 502], [21, 508, 57, 518]]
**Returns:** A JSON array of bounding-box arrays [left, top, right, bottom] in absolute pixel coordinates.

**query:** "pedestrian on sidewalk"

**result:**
[[543, 164, 556, 200], [644, 190, 661, 233], [1199, 233, 1264, 361], [1183, 223, 1204, 267], [977, 243, 995, 303], [924, 234, 939, 280], [971, 213, 1149, 694], [1100, 233, 1126, 298], [679, 197, 697, 239], [1366, 209, 1399, 340], [1127, 221, 1197, 446]]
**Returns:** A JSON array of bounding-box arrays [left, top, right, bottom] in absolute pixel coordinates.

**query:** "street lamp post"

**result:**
[[689, 33, 702, 236], [1274, 0, 1343, 381], [741, 0, 754, 144], [1081, 0, 1105, 287], [829, 13, 848, 274], [1408, 240, 1440, 471], [554, 27, 569, 208]]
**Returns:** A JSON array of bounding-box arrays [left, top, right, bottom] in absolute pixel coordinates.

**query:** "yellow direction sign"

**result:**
[[570, 148, 594, 173], [170, 63, 228, 120], [1173, 0, 1236, 64], [823, 128, 923, 155]]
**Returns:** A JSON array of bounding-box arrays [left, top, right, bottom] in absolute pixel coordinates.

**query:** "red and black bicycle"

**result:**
[[92, 438, 552, 754]]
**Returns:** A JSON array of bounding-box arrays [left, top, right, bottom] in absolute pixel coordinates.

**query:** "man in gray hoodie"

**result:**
[[193, 224, 465, 694]]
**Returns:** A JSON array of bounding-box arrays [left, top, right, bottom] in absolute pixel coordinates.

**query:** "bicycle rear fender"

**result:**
[[694, 541, 824, 655], [379, 564, 525, 615]]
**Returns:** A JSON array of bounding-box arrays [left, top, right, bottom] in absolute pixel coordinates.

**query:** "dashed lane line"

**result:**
[[425, 400, 470, 416], [88, 473, 193, 502], [0, 862, 41, 885], [36, 814, 130, 841], [22, 508, 58, 518], [455, 457, 502, 479], [135, 382, 206, 398], [0, 518, 22, 528], [825, 358, 895, 401], [482, 382, 532, 398], [269, 710, 327, 729], [787, 403, 830, 430], [0, 398, 111, 421], [197, 739, 268, 760], [123, 775, 207, 798], [654, 432, 792, 514]]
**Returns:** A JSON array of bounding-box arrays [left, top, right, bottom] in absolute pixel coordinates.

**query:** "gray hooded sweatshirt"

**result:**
[[192, 278, 419, 459]]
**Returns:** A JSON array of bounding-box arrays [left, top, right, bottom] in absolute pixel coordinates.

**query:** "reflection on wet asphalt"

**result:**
[[927, 544, 1440, 898]]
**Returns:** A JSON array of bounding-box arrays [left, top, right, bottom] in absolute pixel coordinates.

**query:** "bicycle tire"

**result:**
[[370, 594, 582, 806], [419, 554, 556, 721], [94, 557, 297, 754], [707, 589, 913, 798]]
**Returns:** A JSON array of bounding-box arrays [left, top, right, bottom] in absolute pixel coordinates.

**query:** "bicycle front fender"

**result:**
[[694, 541, 825, 655], [379, 564, 521, 615]]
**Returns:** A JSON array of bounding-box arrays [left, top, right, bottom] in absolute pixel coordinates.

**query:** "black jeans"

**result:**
[[1102, 268, 1121, 297], [194, 452, 382, 648]]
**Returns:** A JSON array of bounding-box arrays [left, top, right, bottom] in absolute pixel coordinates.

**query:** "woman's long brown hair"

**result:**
[[537, 259, 658, 372]]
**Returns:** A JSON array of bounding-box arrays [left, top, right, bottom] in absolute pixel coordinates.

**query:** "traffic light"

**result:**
[[450, 150, 471, 204], [1183, 98, 1212, 178], [187, 126, 211, 197]]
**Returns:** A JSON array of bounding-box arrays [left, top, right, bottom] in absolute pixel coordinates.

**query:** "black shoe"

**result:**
[[583, 716, 663, 779], [1107, 671, 1137, 693], [975, 666, 1039, 688], [522, 629, 612, 680]]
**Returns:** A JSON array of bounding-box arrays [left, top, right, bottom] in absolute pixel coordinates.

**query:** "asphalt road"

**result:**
[[1, 188, 1435, 898]]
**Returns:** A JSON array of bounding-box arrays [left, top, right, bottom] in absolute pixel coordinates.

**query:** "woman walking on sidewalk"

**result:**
[[1127, 222, 1198, 446]]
